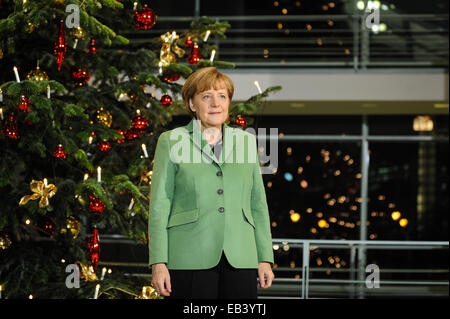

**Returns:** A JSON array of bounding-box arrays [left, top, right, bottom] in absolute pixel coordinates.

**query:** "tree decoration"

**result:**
[[185, 36, 193, 47], [18, 179, 58, 209], [72, 67, 91, 86], [160, 94, 173, 107], [0, 233, 12, 250], [38, 218, 56, 238], [131, 114, 149, 131], [96, 108, 112, 128], [97, 140, 111, 152], [1, 114, 19, 139], [60, 216, 80, 239], [70, 26, 85, 40], [88, 227, 100, 271], [162, 71, 181, 82], [133, 4, 156, 30], [187, 42, 201, 64], [89, 196, 105, 214], [124, 128, 142, 141], [235, 115, 247, 128], [159, 31, 185, 67], [87, 38, 97, 54], [17, 96, 30, 112], [26, 65, 49, 82], [53, 144, 67, 159], [75, 262, 98, 281], [54, 20, 66, 71]]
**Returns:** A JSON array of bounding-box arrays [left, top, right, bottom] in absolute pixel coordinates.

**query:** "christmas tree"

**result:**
[[0, 0, 281, 299]]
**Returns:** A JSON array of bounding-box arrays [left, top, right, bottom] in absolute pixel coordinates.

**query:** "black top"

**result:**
[[209, 137, 223, 160]]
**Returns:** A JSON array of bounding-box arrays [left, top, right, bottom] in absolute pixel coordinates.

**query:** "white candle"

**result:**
[[83, 173, 89, 182], [133, 2, 138, 10], [0, 88, 3, 102], [47, 85, 51, 99], [93, 284, 100, 299], [254, 80, 262, 94], [43, 178, 48, 187], [97, 166, 101, 183], [158, 61, 162, 75], [128, 198, 135, 211], [88, 136, 93, 144], [210, 49, 216, 62], [73, 38, 78, 49], [0, 284, 3, 299], [13, 66, 20, 83], [141, 144, 149, 158], [204, 30, 211, 42], [100, 267, 107, 280], [0, 108, 3, 121]]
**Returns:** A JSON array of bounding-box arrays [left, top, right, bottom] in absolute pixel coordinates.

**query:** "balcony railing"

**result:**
[[123, 8, 449, 70], [98, 235, 449, 299]]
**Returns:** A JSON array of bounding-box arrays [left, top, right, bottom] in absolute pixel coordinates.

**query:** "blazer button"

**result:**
[[216, 171, 223, 176], [217, 189, 223, 195], [218, 207, 225, 213]]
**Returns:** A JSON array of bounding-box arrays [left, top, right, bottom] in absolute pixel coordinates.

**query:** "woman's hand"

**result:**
[[258, 262, 275, 289], [151, 263, 172, 296]]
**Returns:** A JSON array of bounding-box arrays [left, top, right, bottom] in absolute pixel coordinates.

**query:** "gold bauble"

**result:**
[[0, 233, 12, 250], [61, 216, 80, 239], [26, 66, 49, 82], [136, 286, 160, 299], [70, 26, 86, 40], [96, 108, 112, 128]]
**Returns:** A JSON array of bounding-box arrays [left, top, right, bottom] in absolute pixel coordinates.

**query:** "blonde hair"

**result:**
[[181, 67, 234, 118]]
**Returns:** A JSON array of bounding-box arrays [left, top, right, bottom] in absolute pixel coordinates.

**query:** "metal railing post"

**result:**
[[358, 115, 370, 298], [350, 245, 357, 298], [302, 241, 310, 299], [353, 0, 360, 71]]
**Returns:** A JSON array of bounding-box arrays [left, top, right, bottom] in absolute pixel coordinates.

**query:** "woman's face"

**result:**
[[189, 87, 230, 131]]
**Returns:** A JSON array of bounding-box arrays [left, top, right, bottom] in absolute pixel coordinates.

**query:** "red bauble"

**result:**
[[53, 144, 67, 159], [54, 20, 66, 71], [18, 96, 30, 112], [88, 227, 100, 271], [133, 5, 156, 30], [131, 115, 149, 131], [89, 195, 105, 214], [185, 36, 193, 47], [160, 94, 173, 107], [72, 67, 91, 86], [97, 140, 111, 152], [124, 128, 142, 141], [39, 219, 56, 238], [163, 72, 181, 82], [87, 38, 97, 54], [235, 115, 247, 128], [187, 43, 201, 64], [2, 114, 19, 139]]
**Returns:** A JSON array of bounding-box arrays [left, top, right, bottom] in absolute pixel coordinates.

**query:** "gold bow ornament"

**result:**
[[160, 31, 185, 67], [19, 179, 58, 208]]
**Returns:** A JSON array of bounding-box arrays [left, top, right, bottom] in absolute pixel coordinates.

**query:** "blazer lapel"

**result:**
[[184, 117, 235, 166]]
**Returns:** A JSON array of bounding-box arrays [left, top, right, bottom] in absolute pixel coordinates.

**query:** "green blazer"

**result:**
[[148, 117, 274, 270]]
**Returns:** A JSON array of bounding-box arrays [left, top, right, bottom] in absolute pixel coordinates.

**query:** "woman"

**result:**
[[149, 67, 274, 299]]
